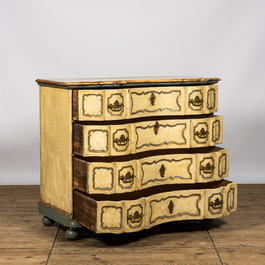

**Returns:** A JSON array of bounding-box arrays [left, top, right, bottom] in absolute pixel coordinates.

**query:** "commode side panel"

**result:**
[[40, 86, 73, 214]]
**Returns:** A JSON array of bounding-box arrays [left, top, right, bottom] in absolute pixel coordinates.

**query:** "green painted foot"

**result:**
[[42, 216, 55, 226], [66, 229, 80, 240]]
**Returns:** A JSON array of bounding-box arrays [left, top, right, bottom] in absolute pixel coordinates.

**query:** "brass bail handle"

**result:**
[[128, 210, 144, 223], [114, 134, 130, 146], [189, 95, 203, 106], [119, 171, 135, 183], [108, 100, 124, 112], [195, 127, 209, 139], [209, 198, 223, 209], [200, 162, 215, 174]]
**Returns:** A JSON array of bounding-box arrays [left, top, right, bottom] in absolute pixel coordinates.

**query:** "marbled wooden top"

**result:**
[[36, 76, 220, 88]]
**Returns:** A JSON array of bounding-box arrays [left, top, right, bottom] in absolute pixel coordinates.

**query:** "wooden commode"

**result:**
[[36, 76, 237, 240]]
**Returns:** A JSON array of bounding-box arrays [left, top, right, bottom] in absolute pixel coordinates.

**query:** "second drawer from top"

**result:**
[[73, 116, 223, 157]]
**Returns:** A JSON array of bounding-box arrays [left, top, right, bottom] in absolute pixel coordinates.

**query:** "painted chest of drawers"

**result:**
[[36, 76, 237, 239]]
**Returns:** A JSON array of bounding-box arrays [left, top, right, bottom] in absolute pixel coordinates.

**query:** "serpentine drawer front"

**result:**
[[73, 116, 223, 157], [36, 76, 237, 240], [73, 85, 218, 121], [74, 147, 229, 194], [73, 180, 237, 234]]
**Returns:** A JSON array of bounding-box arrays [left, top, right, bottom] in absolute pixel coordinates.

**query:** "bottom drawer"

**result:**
[[73, 180, 237, 234]]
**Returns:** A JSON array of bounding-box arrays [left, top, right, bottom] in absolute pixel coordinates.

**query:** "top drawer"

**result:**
[[73, 85, 218, 121]]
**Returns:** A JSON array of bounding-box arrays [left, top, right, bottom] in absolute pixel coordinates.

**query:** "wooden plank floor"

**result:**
[[0, 184, 264, 265]]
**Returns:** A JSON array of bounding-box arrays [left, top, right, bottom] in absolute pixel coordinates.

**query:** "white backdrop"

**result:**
[[1, 0, 265, 184]]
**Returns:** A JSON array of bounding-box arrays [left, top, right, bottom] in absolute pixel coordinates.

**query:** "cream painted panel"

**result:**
[[210, 116, 223, 145], [134, 119, 190, 153], [96, 201, 124, 234], [226, 182, 237, 213], [218, 149, 230, 179], [86, 160, 137, 194], [184, 85, 219, 115], [148, 189, 205, 228], [104, 88, 128, 120], [139, 154, 196, 189], [116, 160, 137, 194], [83, 125, 110, 156], [190, 117, 211, 147], [185, 86, 205, 115], [130, 86, 184, 118], [40, 86, 73, 214], [110, 124, 132, 156], [87, 162, 115, 194], [205, 186, 227, 219], [78, 90, 104, 121], [196, 151, 218, 183], [190, 116, 223, 148], [124, 198, 146, 233], [206, 85, 218, 113]]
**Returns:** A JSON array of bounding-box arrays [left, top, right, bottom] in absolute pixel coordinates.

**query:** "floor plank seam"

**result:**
[[46, 224, 60, 265], [216, 246, 265, 249], [0, 248, 53, 250], [203, 220, 223, 265], [52, 246, 216, 250]]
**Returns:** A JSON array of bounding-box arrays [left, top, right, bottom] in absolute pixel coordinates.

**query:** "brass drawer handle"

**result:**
[[114, 134, 130, 146], [189, 96, 203, 106], [168, 200, 174, 214], [154, 121, 159, 135], [108, 100, 124, 112], [119, 172, 135, 183], [150, 92, 156, 106], [195, 128, 209, 139], [200, 163, 215, 174], [159, 164, 166, 178], [128, 210, 143, 223], [209, 198, 223, 209]]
